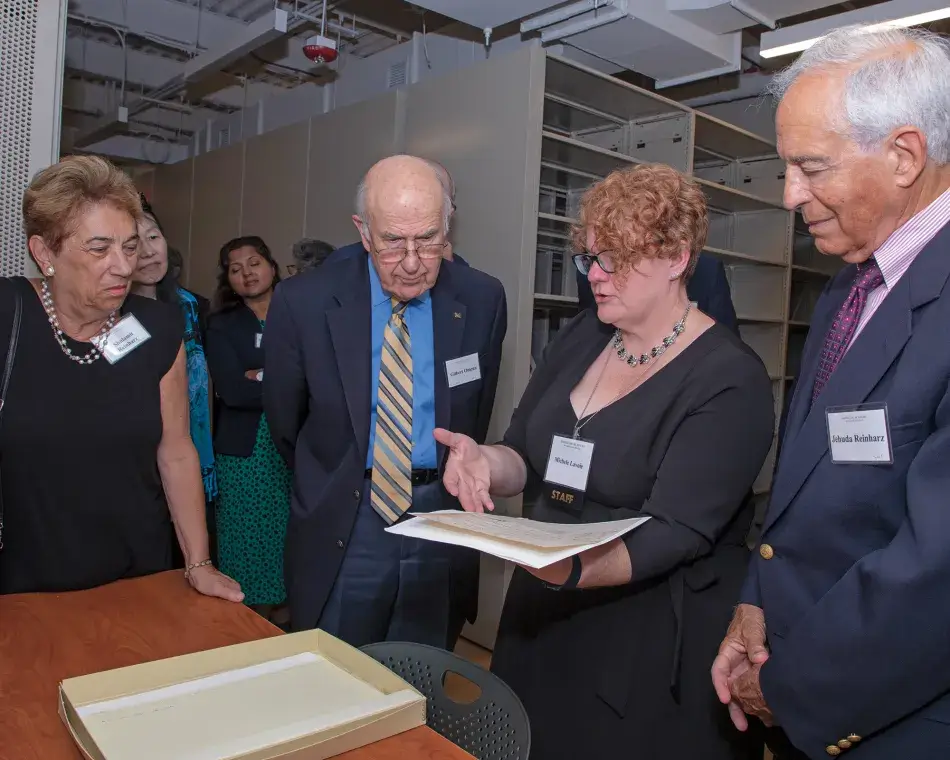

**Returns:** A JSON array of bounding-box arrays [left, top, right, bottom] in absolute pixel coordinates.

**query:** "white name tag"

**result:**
[[254, 333, 263, 348], [826, 403, 893, 465], [94, 314, 151, 364], [543, 435, 595, 491], [445, 353, 481, 388]]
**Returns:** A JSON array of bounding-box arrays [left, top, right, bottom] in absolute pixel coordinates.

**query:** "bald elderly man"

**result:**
[[264, 155, 507, 647], [327, 159, 468, 269]]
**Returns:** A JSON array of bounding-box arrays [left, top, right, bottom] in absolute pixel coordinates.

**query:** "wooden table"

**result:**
[[0, 571, 471, 760]]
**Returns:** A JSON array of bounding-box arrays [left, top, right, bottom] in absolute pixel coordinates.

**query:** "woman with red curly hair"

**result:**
[[435, 164, 773, 758]]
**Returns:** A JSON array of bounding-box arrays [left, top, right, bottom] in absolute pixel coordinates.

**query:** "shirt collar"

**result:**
[[874, 187, 950, 290], [367, 255, 431, 308]]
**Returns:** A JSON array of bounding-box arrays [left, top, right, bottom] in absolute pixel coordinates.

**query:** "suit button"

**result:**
[[837, 740, 852, 750], [759, 544, 774, 560], [336, 540, 345, 549], [847, 735, 861, 743], [353, 489, 360, 499], [825, 746, 841, 757]]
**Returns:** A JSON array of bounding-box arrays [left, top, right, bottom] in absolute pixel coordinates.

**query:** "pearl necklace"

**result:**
[[41, 279, 117, 365], [612, 301, 692, 367]]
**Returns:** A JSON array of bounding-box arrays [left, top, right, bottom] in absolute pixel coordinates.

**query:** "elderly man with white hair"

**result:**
[[712, 23, 950, 760], [264, 155, 507, 647]]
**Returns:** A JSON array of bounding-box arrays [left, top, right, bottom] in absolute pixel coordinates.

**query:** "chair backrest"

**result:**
[[361, 641, 530, 760]]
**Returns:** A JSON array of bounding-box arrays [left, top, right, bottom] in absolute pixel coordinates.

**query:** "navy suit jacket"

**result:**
[[576, 252, 738, 333], [263, 250, 507, 631], [742, 221, 950, 758], [326, 241, 469, 267], [206, 305, 266, 458]]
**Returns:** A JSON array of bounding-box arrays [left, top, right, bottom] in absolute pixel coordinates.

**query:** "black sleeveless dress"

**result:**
[[0, 277, 184, 594]]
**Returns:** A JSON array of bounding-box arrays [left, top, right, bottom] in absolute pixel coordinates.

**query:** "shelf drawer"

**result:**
[[725, 264, 786, 322]]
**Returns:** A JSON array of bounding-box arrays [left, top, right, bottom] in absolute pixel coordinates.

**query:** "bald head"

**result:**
[[352, 154, 451, 302], [355, 155, 451, 234]]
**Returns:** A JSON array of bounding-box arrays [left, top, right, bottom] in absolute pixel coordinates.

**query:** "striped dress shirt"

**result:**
[[849, 187, 950, 347]]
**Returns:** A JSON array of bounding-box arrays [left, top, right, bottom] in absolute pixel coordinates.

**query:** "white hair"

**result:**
[[354, 156, 453, 235], [767, 23, 950, 164]]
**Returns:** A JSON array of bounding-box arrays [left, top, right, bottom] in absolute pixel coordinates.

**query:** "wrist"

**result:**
[[184, 558, 213, 579], [544, 555, 582, 591], [563, 554, 583, 589]]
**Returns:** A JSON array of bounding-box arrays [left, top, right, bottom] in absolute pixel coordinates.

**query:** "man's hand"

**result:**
[[729, 661, 774, 727], [711, 603, 770, 731]]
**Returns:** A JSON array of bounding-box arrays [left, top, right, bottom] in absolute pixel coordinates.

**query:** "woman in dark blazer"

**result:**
[[205, 236, 292, 625]]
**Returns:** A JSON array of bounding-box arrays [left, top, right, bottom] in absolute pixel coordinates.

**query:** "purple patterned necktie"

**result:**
[[812, 258, 884, 400]]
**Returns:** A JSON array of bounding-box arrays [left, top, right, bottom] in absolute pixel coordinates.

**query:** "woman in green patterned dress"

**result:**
[[205, 237, 292, 624]]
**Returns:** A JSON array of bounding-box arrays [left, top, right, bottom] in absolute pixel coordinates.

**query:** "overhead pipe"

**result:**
[[521, 0, 613, 34], [73, 0, 332, 148]]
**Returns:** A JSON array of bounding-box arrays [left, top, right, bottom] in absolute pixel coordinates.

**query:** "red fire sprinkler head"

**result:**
[[303, 35, 338, 64]]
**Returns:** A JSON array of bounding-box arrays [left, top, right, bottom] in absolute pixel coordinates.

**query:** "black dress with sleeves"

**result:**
[[0, 277, 184, 595], [491, 310, 774, 760]]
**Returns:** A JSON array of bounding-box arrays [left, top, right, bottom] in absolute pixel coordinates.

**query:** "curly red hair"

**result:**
[[572, 163, 708, 280]]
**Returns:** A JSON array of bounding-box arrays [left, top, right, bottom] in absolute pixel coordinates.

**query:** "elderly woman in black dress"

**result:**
[[435, 163, 773, 759], [0, 155, 242, 601]]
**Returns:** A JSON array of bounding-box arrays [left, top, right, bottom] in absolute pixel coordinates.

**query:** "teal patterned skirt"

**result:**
[[216, 415, 293, 606]]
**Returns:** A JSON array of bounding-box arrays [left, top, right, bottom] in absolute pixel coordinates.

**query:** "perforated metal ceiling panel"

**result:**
[[0, 0, 65, 277], [0, 1, 38, 276]]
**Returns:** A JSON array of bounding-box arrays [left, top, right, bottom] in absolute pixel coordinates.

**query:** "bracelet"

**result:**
[[544, 554, 583, 591], [184, 558, 213, 578], [563, 554, 583, 589]]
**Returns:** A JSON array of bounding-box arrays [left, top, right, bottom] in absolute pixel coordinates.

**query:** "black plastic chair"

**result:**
[[360, 641, 530, 760]]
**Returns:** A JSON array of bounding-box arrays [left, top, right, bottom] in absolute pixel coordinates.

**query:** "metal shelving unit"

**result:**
[[531, 52, 800, 496]]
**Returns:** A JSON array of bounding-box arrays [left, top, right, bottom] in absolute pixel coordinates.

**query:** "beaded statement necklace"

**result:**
[[41, 279, 118, 365], [611, 301, 692, 368]]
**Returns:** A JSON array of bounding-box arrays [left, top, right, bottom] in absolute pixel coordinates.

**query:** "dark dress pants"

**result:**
[[317, 480, 472, 650]]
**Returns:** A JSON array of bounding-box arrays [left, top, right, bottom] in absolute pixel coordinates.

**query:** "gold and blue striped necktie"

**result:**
[[370, 298, 413, 524]]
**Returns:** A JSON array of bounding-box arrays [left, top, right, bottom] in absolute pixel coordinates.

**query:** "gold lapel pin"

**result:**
[[453, 312, 462, 319]]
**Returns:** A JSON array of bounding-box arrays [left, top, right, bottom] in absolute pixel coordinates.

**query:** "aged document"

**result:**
[[386, 511, 651, 568]]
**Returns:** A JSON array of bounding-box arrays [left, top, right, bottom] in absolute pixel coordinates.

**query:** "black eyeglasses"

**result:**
[[572, 252, 617, 275]]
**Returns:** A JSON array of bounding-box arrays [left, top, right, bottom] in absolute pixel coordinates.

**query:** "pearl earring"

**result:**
[[669, 272, 679, 281], [45, 266, 55, 277]]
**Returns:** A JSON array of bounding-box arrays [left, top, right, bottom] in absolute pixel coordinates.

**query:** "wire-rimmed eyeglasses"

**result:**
[[374, 240, 449, 265]]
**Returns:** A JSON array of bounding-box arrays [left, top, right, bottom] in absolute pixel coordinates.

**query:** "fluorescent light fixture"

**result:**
[[759, 0, 950, 59]]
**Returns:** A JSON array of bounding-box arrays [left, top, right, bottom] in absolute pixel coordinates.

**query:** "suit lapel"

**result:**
[[765, 223, 950, 532], [432, 266, 465, 465], [327, 255, 373, 465], [781, 275, 850, 449]]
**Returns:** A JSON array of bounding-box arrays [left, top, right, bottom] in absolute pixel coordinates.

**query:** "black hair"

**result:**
[[291, 238, 335, 272], [213, 235, 281, 312], [138, 194, 179, 305]]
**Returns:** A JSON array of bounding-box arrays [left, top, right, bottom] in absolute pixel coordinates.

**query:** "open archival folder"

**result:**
[[385, 510, 651, 568]]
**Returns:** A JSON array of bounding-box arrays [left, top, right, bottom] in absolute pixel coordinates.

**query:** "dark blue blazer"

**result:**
[[326, 241, 470, 267], [742, 221, 950, 758], [263, 250, 507, 631], [576, 252, 739, 333], [206, 305, 265, 458]]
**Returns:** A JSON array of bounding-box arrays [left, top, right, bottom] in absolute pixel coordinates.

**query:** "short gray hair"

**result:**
[[767, 24, 950, 164], [354, 156, 453, 235], [291, 238, 334, 272]]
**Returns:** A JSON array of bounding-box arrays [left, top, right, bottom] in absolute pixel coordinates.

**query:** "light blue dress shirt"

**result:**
[[366, 261, 437, 469]]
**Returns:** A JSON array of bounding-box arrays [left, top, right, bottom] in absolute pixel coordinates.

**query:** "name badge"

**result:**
[[542, 434, 595, 516], [826, 403, 893, 465], [254, 333, 263, 349], [445, 353, 481, 388], [94, 314, 151, 364]]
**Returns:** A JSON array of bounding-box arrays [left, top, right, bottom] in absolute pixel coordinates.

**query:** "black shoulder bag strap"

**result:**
[[0, 282, 23, 550]]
